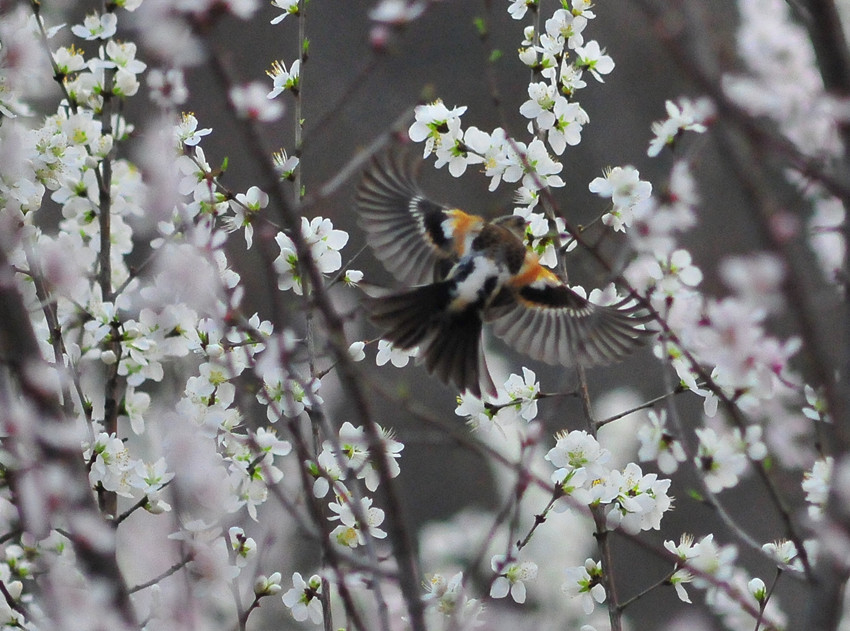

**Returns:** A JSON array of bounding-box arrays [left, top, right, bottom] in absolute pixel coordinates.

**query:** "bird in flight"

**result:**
[[355, 148, 654, 398]]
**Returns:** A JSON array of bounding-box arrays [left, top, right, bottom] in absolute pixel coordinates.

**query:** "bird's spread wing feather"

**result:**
[[491, 279, 654, 367], [355, 149, 459, 285]]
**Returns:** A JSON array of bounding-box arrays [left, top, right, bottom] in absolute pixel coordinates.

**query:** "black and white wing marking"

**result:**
[[355, 149, 458, 285], [491, 281, 655, 367]]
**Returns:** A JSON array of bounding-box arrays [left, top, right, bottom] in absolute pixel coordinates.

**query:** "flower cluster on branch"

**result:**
[[0, 1, 846, 630]]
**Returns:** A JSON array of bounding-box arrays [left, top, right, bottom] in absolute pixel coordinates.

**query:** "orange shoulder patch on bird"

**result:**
[[444, 209, 484, 256], [509, 254, 561, 288]]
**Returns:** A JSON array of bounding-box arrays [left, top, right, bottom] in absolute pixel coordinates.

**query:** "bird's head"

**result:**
[[491, 214, 528, 241]]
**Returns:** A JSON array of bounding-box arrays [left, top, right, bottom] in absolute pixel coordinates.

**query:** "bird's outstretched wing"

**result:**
[[491, 277, 655, 367], [355, 149, 463, 286]]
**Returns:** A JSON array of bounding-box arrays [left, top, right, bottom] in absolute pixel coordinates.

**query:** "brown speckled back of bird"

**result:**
[[471, 224, 527, 275]]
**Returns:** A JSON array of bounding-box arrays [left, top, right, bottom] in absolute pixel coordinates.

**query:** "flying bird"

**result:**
[[355, 149, 653, 398]]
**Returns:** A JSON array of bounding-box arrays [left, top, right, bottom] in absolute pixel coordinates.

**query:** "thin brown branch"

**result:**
[[0, 580, 28, 618], [0, 246, 137, 627], [577, 366, 622, 631], [203, 36, 428, 631], [596, 384, 687, 428], [616, 568, 676, 611], [129, 557, 192, 594]]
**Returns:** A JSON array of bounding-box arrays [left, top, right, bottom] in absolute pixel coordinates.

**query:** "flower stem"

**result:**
[[577, 365, 622, 631]]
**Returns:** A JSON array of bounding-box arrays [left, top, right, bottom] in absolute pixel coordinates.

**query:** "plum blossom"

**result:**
[[270, 0, 299, 24], [545, 8, 587, 50], [258, 366, 322, 421], [572, 0, 596, 19], [802, 456, 832, 520], [226, 186, 268, 248], [562, 558, 606, 614], [507, 0, 536, 20], [423, 571, 485, 627], [54, 46, 87, 76], [332, 421, 404, 492], [749, 577, 767, 603], [273, 149, 300, 179], [149, 69, 189, 107], [637, 409, 687, 474], [606, 462, 673, 533], [683, 534, 738, 588], [547, 98, 589, 154], [348, 341, 366, 362], [695, 427, 748, 493], [267, 59, 300, 98], [228, 526, 256, 567], [230, 82, 284, 122], [670, 567, 695, 603], [513, 205, 571, 267], [647, 97, 715, 157], [71, 12, 118, 40], [762, 539, 804, 571], [504, 367, 540, 421], [519, 81, 558, 130], [433, 127, 486, 177], [589, 166, 652, 231], [454, 390, 518, 436], [546, 429, 611, 479], [376, 340, 418, 367], [574, 40, 614, 82], [463, 126, 511, 191], [274, 232, 301, 293], [282, 572, 323, 623], [328, 494, 387, 547], [408, 99, 468, 158], [303, 216, 348, 273], [803, 384, 829, 423], [273, 216, 348, 293], [491, 137, 564, 192], [343, 269, 364, 286], [490, 553, 538, 604], [254, 572, 283, 596]]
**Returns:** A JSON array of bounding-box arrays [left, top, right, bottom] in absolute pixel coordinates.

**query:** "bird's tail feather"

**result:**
[[365, 284, 495, 398]]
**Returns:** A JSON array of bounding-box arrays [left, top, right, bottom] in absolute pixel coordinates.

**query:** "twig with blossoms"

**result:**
[[169, 21, 422, 628], [252, 349, 386, 620], [575, 366, 622, 631], [461, 12, 651, 622], [12, 35, 84, 404], [635, 0, 850, 457], [634, 0, 844, 571], [520, 131, 793, 619], [655, 339, 795, 568], [543, 164, 815, 580], [249, 331, 398, 630], [32, 2, 129, 449], [0, 248, 137, 626], [474, 439, 538, 603], [283, 416, 374, 631], [4, 1, 849, 629], [18, 238, 91, 425]]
